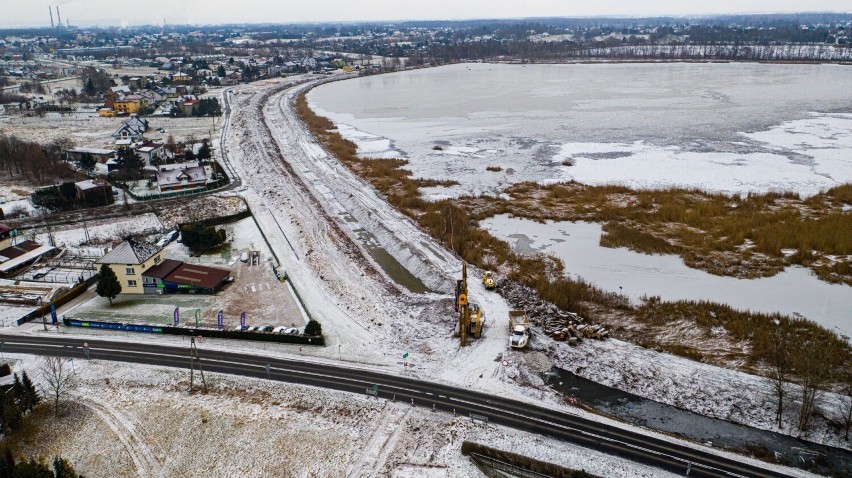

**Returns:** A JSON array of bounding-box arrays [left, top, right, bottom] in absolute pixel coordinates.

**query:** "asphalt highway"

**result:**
[[1, 334, 794, 478]]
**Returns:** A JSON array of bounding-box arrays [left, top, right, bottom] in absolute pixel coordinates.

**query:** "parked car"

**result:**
[[259, 325, 273, 332], [246, 325, 259, 332], [272, 326, 287, 334], [284, 327, 299, 335], [166, 230, 179, 242]]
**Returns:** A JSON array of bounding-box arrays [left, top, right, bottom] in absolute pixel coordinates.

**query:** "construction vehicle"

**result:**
[[482, 271, 496, 290], [508, 310, 531, 349], [455, 262, 484, 345]]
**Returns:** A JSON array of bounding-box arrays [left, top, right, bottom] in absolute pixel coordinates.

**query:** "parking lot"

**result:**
[[63, 217, 306, 331]]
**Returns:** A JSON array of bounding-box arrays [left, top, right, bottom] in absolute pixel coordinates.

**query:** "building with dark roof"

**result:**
[[140, 258, 181, 294], [98, 240, 230, 296], [161, 263, 230, 294]]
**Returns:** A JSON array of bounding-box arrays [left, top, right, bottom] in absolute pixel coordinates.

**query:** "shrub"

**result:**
[[180, 223, 227, 252], [304, 319, 322, 336]]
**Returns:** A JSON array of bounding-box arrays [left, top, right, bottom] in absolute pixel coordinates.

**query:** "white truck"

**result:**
[[508, 310, 531, 349]]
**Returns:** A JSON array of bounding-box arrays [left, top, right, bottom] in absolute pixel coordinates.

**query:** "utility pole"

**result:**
[[457, 262, 469, 346], [188, 336, 207, 392]]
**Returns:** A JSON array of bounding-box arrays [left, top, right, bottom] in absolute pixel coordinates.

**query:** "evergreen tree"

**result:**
[[0, 448, 14, 478], [13, 457, 52, 478], [95, 264, 122, 305], [0, 393, 21, 434], [76, 153, 97, 176], [115, 148, 145, 180], [304, 319, 322, 336], [217, 65, 226, 77], [21, 371, 40, 410], [196, 141, 211, 162], [11, 374, 24, 409], [52, 456, 83, 478]]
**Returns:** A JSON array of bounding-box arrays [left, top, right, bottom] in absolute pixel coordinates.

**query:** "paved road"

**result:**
[[1, 334, 793, 478]]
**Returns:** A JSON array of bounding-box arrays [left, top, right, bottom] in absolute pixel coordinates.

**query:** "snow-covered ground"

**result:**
[[4, 354, 685, 478], [2, 71, 845, 476]]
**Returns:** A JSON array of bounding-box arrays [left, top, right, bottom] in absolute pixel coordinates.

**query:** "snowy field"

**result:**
[[4, 354, 684, 478], [481, 215, 852, 337], [309, 62, 852, 198]]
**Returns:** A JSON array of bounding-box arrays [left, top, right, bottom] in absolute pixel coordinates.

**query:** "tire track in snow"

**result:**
[[71, 392, 164, 478], [346, 404, 409, 478]]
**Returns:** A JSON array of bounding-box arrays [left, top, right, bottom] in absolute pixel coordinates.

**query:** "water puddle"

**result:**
[[545, 368, 852, 476]]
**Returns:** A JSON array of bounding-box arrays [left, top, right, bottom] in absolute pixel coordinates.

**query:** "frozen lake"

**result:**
[[481, 215, 851, 337], [309, 62, 852, 198], [310, 63, 852, 334]]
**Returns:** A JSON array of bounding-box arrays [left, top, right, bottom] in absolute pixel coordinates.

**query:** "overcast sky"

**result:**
[[3, 0, 850, 28]]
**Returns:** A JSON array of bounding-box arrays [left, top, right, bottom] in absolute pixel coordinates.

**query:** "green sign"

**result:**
[[402, 352, 409, 359]]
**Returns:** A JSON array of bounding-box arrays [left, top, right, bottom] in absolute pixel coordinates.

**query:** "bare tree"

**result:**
[[769, 319, 791, 429], [792, 330, 843, 432], [39, 356, 75, 415], [838, 363, 852, 441]]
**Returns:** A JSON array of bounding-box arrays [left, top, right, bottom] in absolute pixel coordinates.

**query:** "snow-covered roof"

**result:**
[[97, 240, 162, 265], [67, 147, 114, 156], [74, 179, 110, 191], [156, 166, 206, 187]]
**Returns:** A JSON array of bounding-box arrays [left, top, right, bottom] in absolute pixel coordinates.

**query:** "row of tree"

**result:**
[[0, 451, 85, 478], [761, 318, 852, 435], [0, 372, 39, 435], [30, 182, 113, 212], [0, 135, 76, 185]]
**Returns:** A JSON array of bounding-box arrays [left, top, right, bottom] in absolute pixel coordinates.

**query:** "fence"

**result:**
[[17, 274, 98, 326], [462, 441, 595, 478], [62, 317, 325, 345], [469, 453, 553, 478], [245, 201, 315, 325]]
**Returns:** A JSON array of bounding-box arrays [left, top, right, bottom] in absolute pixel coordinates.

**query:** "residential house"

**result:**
[[180, 98, 199, 116], [171, 72, 191, 83], [96, 240, 164, 295], [111, 116, 149, 140], [134, 141, 165, 165], [74, 179, 114, 205], [66, 147, 115, 163], [155, 166, 207, 192], [113, 98, 141, 114]]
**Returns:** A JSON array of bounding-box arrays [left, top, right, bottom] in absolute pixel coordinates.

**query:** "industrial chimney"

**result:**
[[49, 6, 54, 28]]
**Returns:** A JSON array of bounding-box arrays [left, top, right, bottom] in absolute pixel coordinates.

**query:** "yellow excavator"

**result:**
[[482, 271, 496, 290], [456, 262, 484, 345]]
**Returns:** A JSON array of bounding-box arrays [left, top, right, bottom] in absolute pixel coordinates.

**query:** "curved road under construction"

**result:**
[[2, 334, 793, 478]]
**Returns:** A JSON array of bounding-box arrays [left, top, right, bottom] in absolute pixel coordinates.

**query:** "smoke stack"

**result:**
[[56, 6, 62, 28], [49, 6, 54, 28]]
